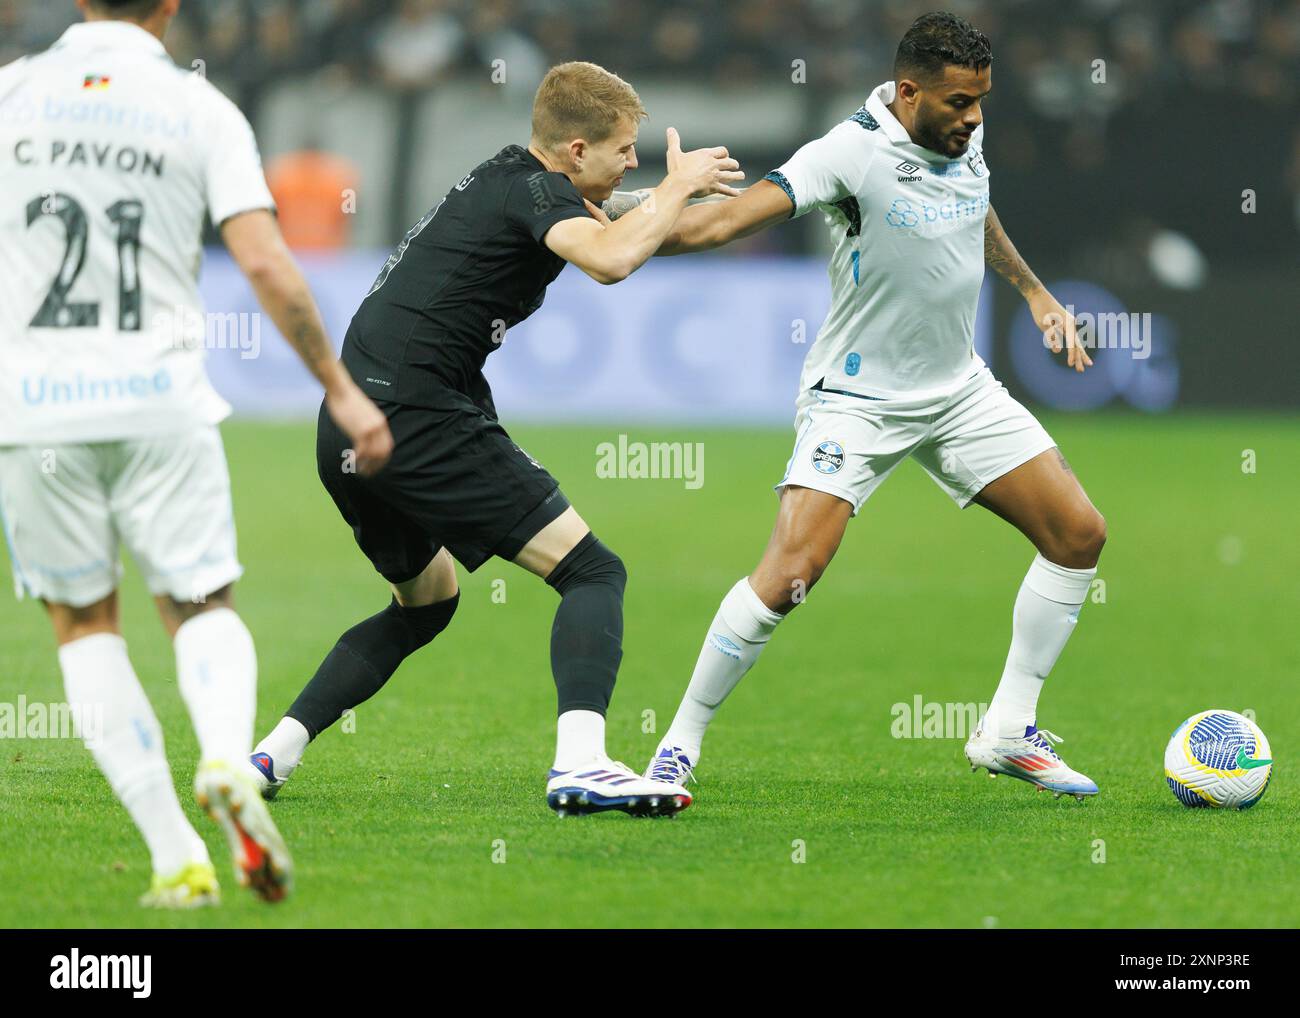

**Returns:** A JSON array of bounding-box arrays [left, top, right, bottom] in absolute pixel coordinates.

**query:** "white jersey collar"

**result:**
[[54, 21, 168, 58], [865, 80, 915, 147]]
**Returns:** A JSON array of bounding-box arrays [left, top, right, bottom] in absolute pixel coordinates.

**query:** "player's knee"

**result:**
[[1053, 510, 1106, 567], [766, 552, 828, 610], [164, 584, 234, 622], [46, 595, 120, 645], [1082, 511, 1108, 561], [546, 534, 626, 597], [795, 548, 834, 590], [385, 592, 459, 653]]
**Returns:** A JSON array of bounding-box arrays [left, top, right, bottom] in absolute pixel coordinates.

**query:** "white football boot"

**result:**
[[965, 721, 1099, 801], [644, 744, 696, 787], [546, 758, 691, 818], [195, 761, 294, 902], [247, 749, 292, 800]]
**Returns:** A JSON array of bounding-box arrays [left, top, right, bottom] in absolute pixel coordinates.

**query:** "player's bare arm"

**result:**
[[544, 127, 742, 283], [655, 178, 795, 255], [984, 204, 1092, 373], [220, 210, 394, 473]]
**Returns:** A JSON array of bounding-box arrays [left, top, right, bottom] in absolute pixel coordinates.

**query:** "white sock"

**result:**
[[59, 634, 208, 876], [985, 554, 1096, 739], [174, 608, 257, 766], [554, 709, 606, 770], [662, 577, 784, 758], [255, 716, 311, 775]]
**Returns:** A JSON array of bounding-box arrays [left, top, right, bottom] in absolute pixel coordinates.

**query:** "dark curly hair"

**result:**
[[88, 0, 165, 18], [894, 11, 993, 84]]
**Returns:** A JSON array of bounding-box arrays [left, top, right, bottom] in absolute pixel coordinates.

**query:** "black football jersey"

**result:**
[[342, 144, 590, 414]]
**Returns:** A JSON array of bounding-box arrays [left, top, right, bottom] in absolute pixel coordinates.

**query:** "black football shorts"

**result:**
[[316, 396, 570, 581]]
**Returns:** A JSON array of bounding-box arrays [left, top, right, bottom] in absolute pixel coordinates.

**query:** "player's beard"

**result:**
[[916, 107, 968, 158]]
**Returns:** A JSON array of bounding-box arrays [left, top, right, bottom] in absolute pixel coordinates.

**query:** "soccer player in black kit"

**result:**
[[248, 62, 742, 817]]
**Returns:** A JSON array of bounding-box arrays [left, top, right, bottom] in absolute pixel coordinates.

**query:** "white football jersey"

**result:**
[[0, 21, 274, 444], [766, 80, 991, 400]]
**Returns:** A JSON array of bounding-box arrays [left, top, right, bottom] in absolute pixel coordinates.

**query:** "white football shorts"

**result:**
[[0, 426, 243, 608], [776, 366, 1057, 513]]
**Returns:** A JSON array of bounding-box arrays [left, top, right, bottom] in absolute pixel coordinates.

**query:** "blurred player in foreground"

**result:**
[[249, 62, 741, 818], [0, 0, 393, 905], [632, 12, 1107, 800]]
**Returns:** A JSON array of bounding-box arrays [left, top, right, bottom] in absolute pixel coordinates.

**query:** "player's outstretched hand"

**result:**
[[665, 127, 745, 199], [1030, 287, 1092, 372], [326, 383, 395, 476]]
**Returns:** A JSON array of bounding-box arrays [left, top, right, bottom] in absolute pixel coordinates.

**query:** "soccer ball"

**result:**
[[1164, 710, 1272, 809]]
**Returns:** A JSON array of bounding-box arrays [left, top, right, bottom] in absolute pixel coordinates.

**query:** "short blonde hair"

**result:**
[[531, 61, 646, 151]]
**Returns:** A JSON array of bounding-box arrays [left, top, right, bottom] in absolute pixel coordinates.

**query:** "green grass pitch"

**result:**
[[2, 413, 1296, 928]]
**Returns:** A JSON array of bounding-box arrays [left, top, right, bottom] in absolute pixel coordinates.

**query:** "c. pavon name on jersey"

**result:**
[[14, 138, 166, 177]]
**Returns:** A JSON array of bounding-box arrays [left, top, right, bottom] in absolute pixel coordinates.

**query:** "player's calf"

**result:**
[[544, 532, 627, 719], [651, 488, 852, 783], [58, 631, 214, 898], [251, 590, 459, 798]]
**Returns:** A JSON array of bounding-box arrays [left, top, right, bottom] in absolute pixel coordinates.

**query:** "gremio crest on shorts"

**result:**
[[812, 441, 845, 474]]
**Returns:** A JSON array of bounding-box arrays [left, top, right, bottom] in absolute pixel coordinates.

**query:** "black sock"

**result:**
[[287, 593, 459, 738], [545, 534, 626, 716]]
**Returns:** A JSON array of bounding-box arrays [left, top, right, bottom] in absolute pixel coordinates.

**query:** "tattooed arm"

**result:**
[[985, 204, 1092, 372], [221, 209, 393, 473], [984, 204, 1043, 297], [601, 188, 653, 220], [601, 188, 732, 221]]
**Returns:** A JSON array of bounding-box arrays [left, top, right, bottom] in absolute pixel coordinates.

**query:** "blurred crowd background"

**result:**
[[3, 0, 1297, 272]]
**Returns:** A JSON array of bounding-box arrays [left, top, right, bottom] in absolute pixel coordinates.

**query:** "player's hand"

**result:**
[[583, 198, 612, 226], [325, 383, 394, 476], [1029, 287, 1092, 372], [665, 127, 745, 199]]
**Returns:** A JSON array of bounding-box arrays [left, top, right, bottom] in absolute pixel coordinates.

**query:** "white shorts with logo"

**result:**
[[0, 426, 243, 608], [776, 367, 1056, 513]]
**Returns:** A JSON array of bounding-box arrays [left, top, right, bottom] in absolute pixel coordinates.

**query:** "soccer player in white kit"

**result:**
[[639, 13, 1107, 800], [0, 0, 393, 905]]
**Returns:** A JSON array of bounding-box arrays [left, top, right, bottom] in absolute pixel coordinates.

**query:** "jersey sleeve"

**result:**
[[0, 56, 31, 103], [201, 86, 276, 227], [763, 122, 871, 220], [504, 170, 591, 245]]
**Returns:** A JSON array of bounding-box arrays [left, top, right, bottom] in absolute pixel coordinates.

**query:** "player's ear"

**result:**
[[568, 138, 587, 173]]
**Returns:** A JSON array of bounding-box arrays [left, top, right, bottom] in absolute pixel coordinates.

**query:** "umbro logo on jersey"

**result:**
[[527, 171, 554, 213], [895, 160, 923, 183]]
